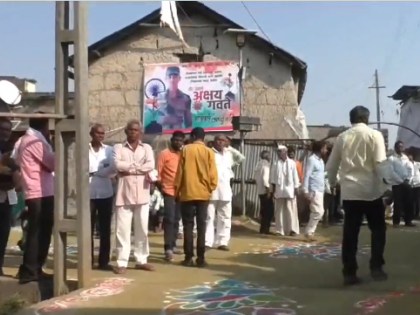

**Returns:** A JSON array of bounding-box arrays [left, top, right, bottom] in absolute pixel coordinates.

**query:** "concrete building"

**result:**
[[390, 85, 420, 158], [75, 1, 308, 142]]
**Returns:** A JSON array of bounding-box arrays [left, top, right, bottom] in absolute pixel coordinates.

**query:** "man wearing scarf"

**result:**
[[270, 145, 300, 236], [16, 117, 55, 284]]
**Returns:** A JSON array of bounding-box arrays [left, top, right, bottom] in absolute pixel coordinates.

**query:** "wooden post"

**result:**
[[73, 1, 91, 288], [54, 1, 70, 296]]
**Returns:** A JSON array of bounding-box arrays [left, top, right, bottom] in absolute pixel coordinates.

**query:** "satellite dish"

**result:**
[[0, 80, 22, 105]]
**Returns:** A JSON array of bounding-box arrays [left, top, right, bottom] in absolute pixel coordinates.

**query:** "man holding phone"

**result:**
[[89, 124, 115, 270]]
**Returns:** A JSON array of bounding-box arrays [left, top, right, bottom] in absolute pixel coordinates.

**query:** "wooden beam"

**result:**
[[0, 113, 69, 119], [73, 1, 91, 289]]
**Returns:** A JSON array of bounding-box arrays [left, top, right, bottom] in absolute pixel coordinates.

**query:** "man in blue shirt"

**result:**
[[302, 141, 328, 241]]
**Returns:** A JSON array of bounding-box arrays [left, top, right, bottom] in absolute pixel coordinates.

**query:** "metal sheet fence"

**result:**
[[230, 140, 310, 218]]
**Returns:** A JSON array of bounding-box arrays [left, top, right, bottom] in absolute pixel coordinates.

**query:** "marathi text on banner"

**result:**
[[142, 61, 240, 134]]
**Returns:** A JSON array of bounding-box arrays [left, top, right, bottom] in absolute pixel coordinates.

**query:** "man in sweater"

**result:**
[[174, 127, 217, 267]]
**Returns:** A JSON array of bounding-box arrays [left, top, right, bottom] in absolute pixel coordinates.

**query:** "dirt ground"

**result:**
[[6, 219, 420, 315]]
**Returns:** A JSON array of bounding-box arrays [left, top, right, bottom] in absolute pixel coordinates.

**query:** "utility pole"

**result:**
[[369, 69, 386, 130]]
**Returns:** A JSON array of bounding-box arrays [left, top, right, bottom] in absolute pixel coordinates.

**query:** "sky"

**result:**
[[1, 1, 419, 144]]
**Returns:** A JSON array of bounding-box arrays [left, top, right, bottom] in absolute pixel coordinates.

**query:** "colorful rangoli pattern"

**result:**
[[162, 279, 304, 315], [238, 242, 371, 261], [6, 245, 100, 256]]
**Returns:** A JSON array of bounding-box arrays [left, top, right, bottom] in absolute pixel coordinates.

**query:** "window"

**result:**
[[175, 53, 204, 63]]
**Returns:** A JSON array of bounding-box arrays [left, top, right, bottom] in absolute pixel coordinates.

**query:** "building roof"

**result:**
[[0, 76, 37, 84], [70, 1, 308, 103], [389, 85, 420, 102], [308, 124, 389, 144]]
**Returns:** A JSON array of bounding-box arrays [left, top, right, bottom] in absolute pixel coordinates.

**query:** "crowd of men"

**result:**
[[253, 105, 420, 285], [0, 117, 246, 281], [0, 104, 418, 286]]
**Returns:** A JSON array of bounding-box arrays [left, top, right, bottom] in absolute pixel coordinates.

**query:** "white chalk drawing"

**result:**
[[35, 277, 134, 314]]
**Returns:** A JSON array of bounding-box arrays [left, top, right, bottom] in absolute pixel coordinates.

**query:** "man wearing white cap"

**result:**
[[270, 145, 300, 236]]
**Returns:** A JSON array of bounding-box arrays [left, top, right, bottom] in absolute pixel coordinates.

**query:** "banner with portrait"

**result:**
[[142, 61, 240, 134]]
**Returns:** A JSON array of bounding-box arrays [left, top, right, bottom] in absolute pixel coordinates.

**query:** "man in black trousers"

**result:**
[[89, 124, 115, 270], [0, 118, 20, 277], [174, 128, 217, 268], [389, 141, 415, 227], [327, 106, 389, 286], [254, 150, 274, 234]]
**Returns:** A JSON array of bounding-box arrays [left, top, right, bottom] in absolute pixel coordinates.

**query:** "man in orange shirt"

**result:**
[[174, 127, 217, 267], [156, 131, 185, 262], [288, 147, 303, 182]]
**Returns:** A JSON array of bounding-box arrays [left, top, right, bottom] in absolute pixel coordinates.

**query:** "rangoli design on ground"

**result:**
[[353, 285, 420, 314], [162, 279, 304, 315], [35, 277, 134, 314], [6, 245, 100, 256], [237, 242, 370, 261]]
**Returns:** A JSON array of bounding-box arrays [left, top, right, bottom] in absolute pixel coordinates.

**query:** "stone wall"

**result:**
[[88, 14, 302, 141]]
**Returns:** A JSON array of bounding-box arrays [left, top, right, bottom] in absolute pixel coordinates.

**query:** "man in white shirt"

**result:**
[[89, 124, 115, 270], [254, 150, 274, 234], [205, 135, 234, 251], [326, 106, 389, 286], [302, 141, 328, 241], [270, 145, 300, 236], [407, 151, 420, 217], [388, 141, 415, 227]]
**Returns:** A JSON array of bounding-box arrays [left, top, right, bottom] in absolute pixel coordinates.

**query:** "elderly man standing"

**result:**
[[270, 145, 300, 236], [113, 120, 155, 274], [205, 135, 235, 251], [174, 127, 217, 267]]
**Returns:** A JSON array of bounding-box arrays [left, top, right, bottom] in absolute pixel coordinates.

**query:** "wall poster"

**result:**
[[142, 61, 240, 134]]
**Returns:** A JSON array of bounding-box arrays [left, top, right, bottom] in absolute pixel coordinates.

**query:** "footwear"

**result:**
[[217, 245, 229, 251], [343, 275, 362, 286], [113, 266, 126, 274], [135, 263, 155, 271], [181, 259, 195, 267], [173, 248, 183, 255], [305, 234, 316, 242], [205, 246, 212, 252], [97, 264, 114, 271], [39, 271, 53, 279], [164, 251, 174, 262], [195, 258, 208, 268], [274, 232, 284, 236], [371, 269, 388, 281], [289, 231, 297, 237]]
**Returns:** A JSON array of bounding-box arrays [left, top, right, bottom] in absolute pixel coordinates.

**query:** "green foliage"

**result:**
[[0, 295, 28, 315]]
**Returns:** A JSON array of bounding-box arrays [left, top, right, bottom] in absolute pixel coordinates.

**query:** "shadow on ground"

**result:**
[[6, 220, 420, 315]]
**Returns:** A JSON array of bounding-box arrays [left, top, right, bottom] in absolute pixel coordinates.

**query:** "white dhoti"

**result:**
[[274, 198, 300, 235], [205, 200, 232, 247], [305, 192, 325, 235], [116, 204, 149, 267], [179, 217, 197, 234]]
